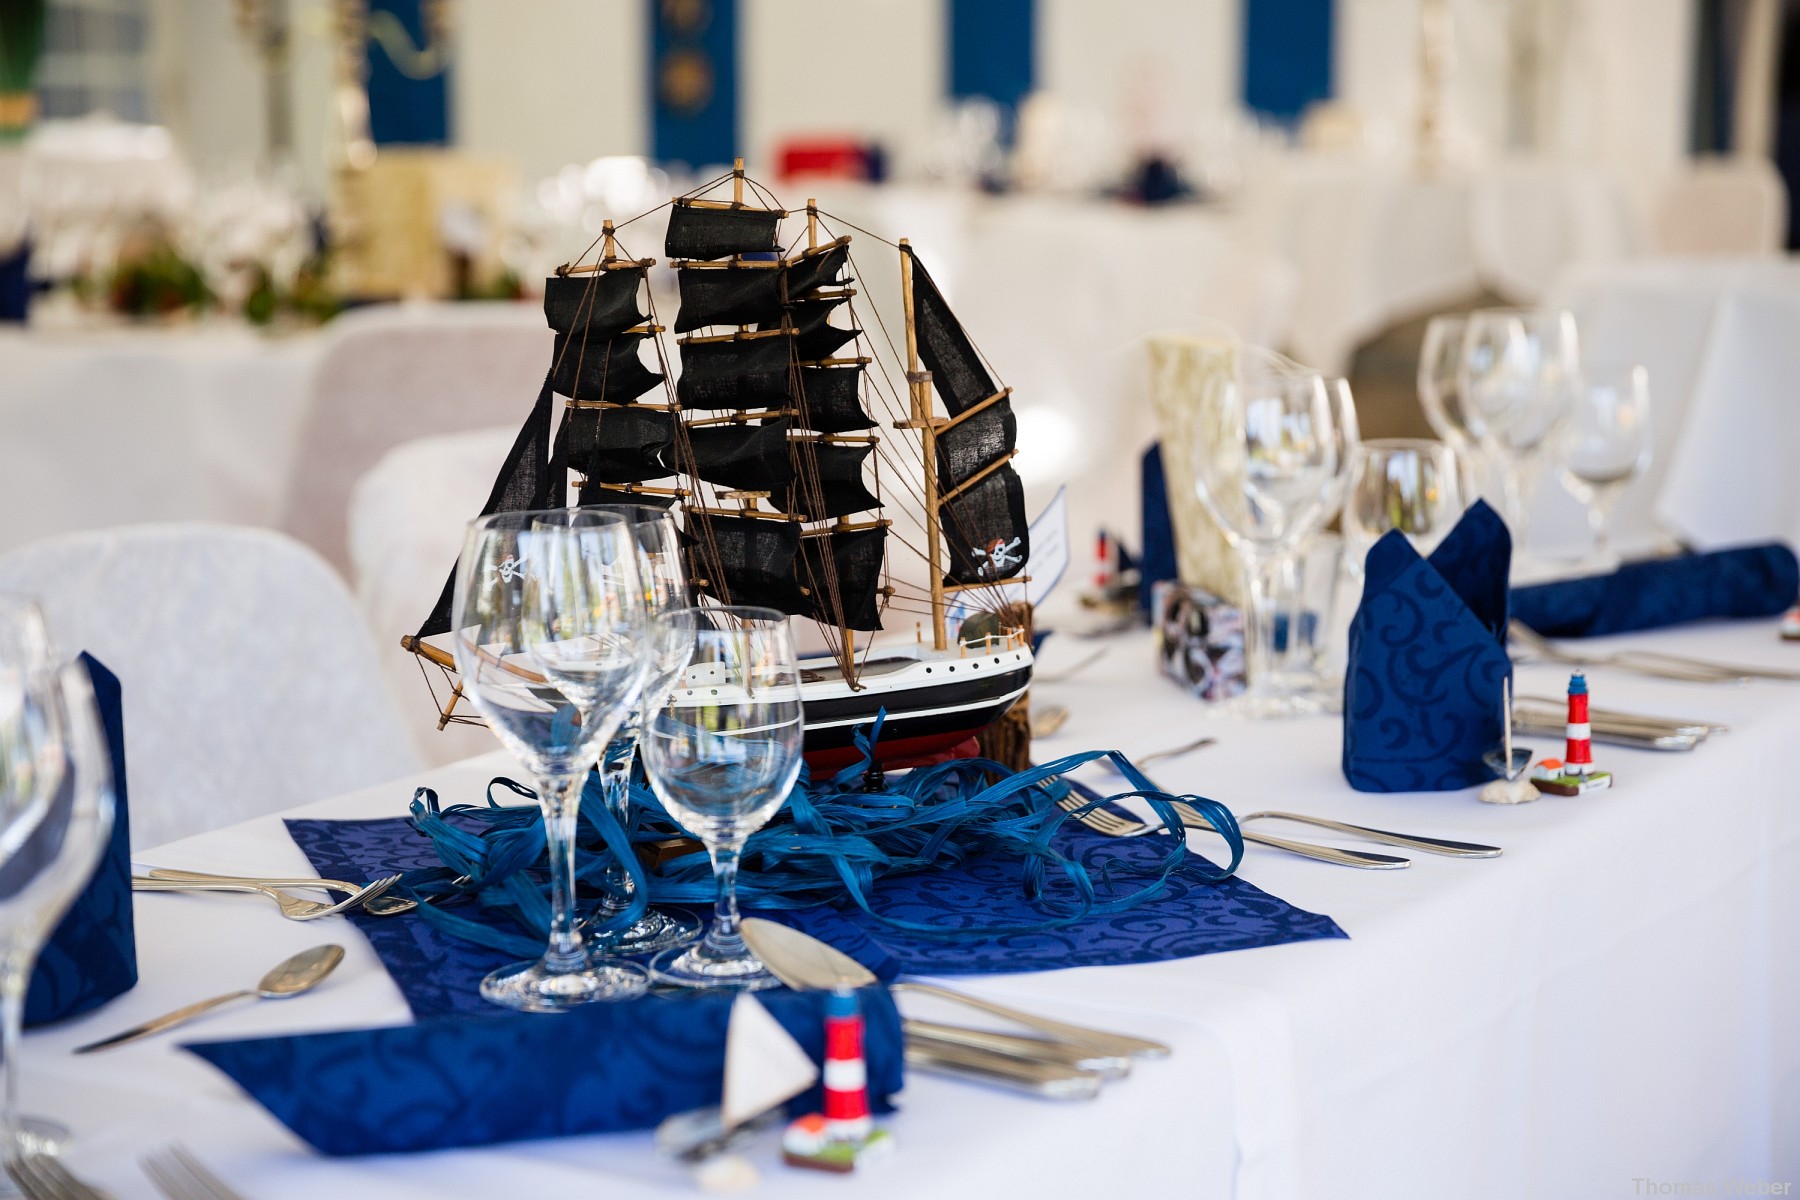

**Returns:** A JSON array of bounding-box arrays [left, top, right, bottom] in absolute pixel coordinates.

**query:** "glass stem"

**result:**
[[1, 960, 22, 1149], [702, 838, 747, 957], [537, 775, 587, 973], [597, 729, 638, 916], [1241, 549, 1285, 700], [1588, 485, 1622, 565]]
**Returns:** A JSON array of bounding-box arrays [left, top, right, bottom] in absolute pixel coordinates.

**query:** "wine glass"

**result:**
[[1459, 308, 1580, 564], [1418, 314, 1491, 501], [0, 612, 115, 1158], [640, 607, 803, 990], [1191, 349, 1352, 716], [1343, 439, 1468, 574], [452, 509, 652, 1010], [585, 504, 701, 956], [1559, 364, 1652, 572]]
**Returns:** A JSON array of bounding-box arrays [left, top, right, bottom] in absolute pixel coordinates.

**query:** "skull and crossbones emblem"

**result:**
[[493, 555, 528, 583], [971, 536, 1023, 578]]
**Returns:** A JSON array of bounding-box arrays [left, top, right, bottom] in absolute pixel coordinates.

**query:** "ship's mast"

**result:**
[[898, 238, 948, 652], [806, 195, 858, 684]]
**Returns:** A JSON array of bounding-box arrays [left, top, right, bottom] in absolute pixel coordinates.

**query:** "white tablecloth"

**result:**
[[1553, 257, 1800, 552], [0, 323, 323, 556], [27, 617, 1799, 1199]]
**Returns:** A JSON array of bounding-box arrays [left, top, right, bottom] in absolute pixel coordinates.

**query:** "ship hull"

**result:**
[[798, 641, 1033, 770]]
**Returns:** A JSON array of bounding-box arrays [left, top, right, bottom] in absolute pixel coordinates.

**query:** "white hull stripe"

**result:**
[[803, 683, 1031, 731]]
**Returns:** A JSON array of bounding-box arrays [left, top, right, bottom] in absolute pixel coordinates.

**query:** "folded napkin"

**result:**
[[1141, 443, 1179, 611], [22, 653, 136, 1026], [1343, 502, 1513, 793], [186, 986, 903, 1156], [1510, 543, 1799, 638]]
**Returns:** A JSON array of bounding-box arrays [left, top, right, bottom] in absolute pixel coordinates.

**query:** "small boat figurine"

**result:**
[[402, 161, 1034, 770]]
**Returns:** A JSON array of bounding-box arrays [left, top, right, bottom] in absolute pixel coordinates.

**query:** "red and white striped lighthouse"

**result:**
[[1563, 672, 1593, 776], [822, 989, 872, 1143]]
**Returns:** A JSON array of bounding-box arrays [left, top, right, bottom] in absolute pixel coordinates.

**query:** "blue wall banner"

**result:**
[[651, 0, 738, 170], [1242, 0, 1333, 124], [949, 0, 1033, 128], [365, 0, 449, 146]]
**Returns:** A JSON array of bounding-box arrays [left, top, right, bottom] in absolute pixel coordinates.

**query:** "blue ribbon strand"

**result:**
[[391, 712, 1244, 955]]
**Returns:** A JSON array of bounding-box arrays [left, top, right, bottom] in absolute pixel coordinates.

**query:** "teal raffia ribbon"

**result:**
[[393, 713, 1244, 958]]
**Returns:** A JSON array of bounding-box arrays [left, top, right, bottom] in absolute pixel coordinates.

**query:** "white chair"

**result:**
[[1471, 160, 1640, 302], [1652, 158, 1788, 255], [281, 302, 552, 574], [348, 427, 517, 767], [0, 525, 421, 849]]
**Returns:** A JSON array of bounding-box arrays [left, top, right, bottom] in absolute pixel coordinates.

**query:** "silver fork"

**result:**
[[1056, 794, 1410, 869], [6, 1150, 113, 1200], [132, 874, 400, 921], [145, 869, 419, 916], [141, 1145, 247, 1200]]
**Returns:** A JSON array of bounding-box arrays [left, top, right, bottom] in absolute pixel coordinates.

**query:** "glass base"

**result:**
[[589, 908, 702, 957], [1225, 690, 1333, 719], [649, 939, 782, 991], [480, 957, 648, 1012]]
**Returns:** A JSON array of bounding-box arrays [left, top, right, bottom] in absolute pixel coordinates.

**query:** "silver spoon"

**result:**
[[74, 944, 345, 1053]]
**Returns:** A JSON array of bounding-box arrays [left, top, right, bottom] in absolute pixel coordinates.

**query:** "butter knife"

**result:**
[[1239, 811, 1502, 857]]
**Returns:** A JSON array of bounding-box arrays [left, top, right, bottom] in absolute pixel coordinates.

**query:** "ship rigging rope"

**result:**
[[823, 222, 1012, 616]]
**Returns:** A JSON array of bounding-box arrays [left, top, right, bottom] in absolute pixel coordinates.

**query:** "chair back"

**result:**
[[0, 524, 420, 848], [1653, 159, 1788, 256], [348, 427, 516, 766], [282, 303, 550, 572]]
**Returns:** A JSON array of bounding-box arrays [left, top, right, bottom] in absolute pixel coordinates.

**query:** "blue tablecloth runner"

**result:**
[[288, 812, 1347, 1021]]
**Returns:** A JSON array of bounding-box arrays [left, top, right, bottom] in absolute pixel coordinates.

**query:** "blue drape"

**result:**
[[1242, 0, 1334, 124], [650, 0, 738, 169]]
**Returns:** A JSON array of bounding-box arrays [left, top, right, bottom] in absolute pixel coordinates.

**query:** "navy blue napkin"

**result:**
[[186, 986, 904, 1156], [286, 813, 1346, 1021], [22, 653, 136, 1026], [1140, 443, 1178, 612], [1343, 501, 1514, 793], [1510, 543, 1799, 638]]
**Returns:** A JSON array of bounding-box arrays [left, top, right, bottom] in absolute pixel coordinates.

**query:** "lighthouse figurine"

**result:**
[[781, 990, 895, 1173], [1530, 672, 1615, 796]]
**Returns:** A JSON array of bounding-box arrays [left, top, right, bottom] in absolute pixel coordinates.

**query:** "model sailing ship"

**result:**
[[403, 162, 1033, 768]]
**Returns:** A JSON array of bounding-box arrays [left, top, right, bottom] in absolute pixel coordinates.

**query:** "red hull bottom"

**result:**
[[803, 733, 983, 773]]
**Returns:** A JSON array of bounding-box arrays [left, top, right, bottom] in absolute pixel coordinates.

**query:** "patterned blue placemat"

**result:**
[[287, 811, 1346, 1021]]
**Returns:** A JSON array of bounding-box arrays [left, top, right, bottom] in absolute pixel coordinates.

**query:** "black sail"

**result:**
[[686, 419, 795, 492], [791, 441, 878, 520], [903, 245, 997, 415], [940, 469, 1029, 586], [793, 364, 874, 433], [665, 202, 783, 260], [543, 271, 645, 338], [761, 298, 857, 359], [684, 512, 809, 614], [677, 337, 793, 409], [800, 527, 886, 631], [784, 243, 849, 298], [674, 267, 786, 333], [416, 373, 565, 639], [935, 402, 1015, 489], [549, 332, 663, 404], [564, 406, 676, 484]]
